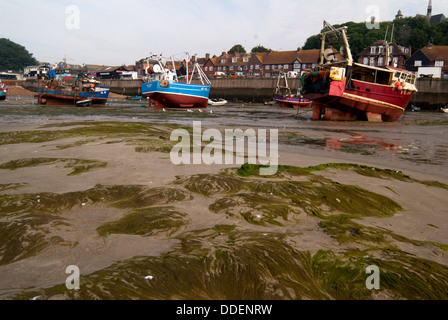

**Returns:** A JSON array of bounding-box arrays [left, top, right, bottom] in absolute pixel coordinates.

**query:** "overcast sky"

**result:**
[[1, 0, 447, 66]]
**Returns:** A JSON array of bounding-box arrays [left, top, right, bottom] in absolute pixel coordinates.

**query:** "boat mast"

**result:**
[[320, 21, 353, 67]]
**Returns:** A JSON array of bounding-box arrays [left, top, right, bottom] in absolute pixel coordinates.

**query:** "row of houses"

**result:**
[[134, 41, 448, 80]]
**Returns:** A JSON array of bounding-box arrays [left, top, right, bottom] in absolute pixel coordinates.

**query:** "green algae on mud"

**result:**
[[12, 227, 448, 300], [0, 157, 107, 176], [237, 162, 448, 190], [0, 121, 186, 147], [312, 248, 448, 300], [0, 185, 192, 265], [97, 206, 189, 237], [0, 212, 70, 266]]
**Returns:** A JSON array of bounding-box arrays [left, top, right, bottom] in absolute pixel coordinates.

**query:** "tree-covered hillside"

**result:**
[[303, 17, 448, 57], [0, 38, 38, 71]]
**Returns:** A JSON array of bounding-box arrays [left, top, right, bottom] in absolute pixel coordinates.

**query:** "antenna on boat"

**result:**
[[390, 23, 395, 43]]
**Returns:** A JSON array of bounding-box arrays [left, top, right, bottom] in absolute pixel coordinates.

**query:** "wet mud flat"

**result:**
[[0, 102, 448, 300]]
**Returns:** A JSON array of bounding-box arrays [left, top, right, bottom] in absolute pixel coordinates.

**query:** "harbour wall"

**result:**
[[15, 78, 448, 109]]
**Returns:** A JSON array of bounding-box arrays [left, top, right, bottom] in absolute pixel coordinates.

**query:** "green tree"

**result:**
[[228, 44, 246, 54], [251, 45, 269, 53], [0, 38, 38, 71], [301, 17, 448, 57]]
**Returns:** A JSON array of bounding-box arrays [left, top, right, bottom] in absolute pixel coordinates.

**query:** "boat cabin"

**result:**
[[350, 63, 416, 88]]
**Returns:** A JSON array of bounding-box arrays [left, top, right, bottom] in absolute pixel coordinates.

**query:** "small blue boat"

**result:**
[[141, 54, 211, 109]]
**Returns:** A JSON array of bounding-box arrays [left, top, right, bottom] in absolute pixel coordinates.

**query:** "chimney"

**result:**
[[297, 47, 302, 53], [205, 53, 210, 60]]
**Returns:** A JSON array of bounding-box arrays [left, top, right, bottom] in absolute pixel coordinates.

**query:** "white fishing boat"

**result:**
[[208, 98, 227, 106]]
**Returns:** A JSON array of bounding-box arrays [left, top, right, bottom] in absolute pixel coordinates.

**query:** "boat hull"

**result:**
[[142, 81, 210, 109], [273, 94, 312, 109], [303, 78, 415, 122], [38, 89, 109, 106], [0, 88, 7, 100]]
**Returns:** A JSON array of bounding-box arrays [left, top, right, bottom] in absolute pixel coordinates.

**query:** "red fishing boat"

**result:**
[[301, 21, 417, 122]]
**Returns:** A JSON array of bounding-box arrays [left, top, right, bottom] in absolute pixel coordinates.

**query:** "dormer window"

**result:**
[[243, 57, 249, 62], [371, 47, 376, 54], [221, 59, 226, 64], [378, 46, 384, 53], [232, 57, 237, 63]]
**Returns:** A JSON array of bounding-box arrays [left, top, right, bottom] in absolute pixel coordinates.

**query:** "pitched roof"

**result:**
[[297, 49, 320, 64], [210, 52, 253, 67], [357, 40, 409, 56], [256, 50, 300, 64], [430, 14, 446, 24], [420, 45, 448, 61]]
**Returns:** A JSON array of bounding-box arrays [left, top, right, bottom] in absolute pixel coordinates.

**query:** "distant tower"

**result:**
[[427, 0, 433, 21], [395, 10, 403, 20]]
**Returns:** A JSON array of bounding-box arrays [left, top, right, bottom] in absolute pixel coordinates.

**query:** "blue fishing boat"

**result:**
[[0, 80, 8, 101], [38, 71, 109, 106], [141, 54, 211, 109]]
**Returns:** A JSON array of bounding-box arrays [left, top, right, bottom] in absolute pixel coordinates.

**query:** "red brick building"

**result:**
[[203, 48, 321, 78], [357, 40, 411, 69]]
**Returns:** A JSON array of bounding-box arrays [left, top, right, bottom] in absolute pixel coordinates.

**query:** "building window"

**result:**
[[312, 63, 317, 69], [204, 67, 208, 71], [363, 57, 368, 65], [221, 59, 226, 64], [378, 46, 384, 53], [278, 65, 282, 69], [435, 60, 444, 67], [229, 66, 234, 71], [393, 57, 399, 66], [244, 66, 248, 70], [265, 65, 270, 70], [243, 57, 249, 62], [210, 66, 213, 71], [232, 57, 237, 63], [255, 65, 260, 69], [223, 66, 226, 71], [389, 46, 393, 53], [250, 65, 253, 70], [414, 60, 422, 67], [284, 64, 289, 69], [218, 67, 222, 71], [370, 47, 376, 54], [370, 57, 375, 66], [378, 57, 383, 66]]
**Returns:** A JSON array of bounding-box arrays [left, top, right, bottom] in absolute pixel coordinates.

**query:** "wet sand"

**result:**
[[0, 96, 448, 300]]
